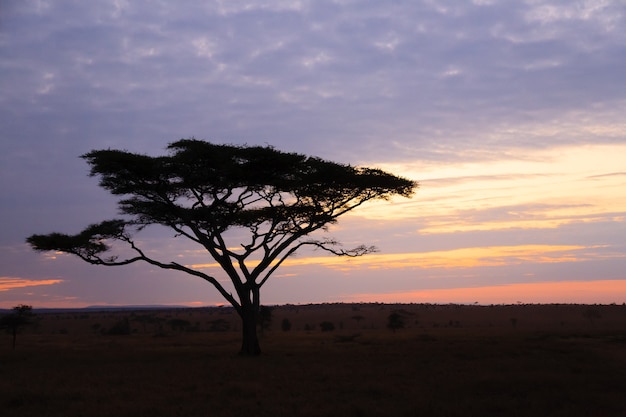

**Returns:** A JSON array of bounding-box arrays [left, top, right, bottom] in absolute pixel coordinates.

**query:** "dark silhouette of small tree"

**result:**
[[320, 321, 335, 332], [1, 304, 34, 349], [26, 139, 417, 355], [387, 312, 405, 333], [281, 318, 292, 332]]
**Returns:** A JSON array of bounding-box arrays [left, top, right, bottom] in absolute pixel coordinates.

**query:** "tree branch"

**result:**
[[257, 238, 377, 287]]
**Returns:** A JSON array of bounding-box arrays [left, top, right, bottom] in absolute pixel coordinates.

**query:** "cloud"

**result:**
[[3, 0, 625, 163], [357, 144, 626, 232], [190, 244, 608, 272], [0, 277, 64, 292]]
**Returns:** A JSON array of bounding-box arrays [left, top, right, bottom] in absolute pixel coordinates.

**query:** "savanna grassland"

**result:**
[[2, 303, 625, 417]]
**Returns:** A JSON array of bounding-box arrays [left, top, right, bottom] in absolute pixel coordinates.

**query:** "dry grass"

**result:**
[[2, 303, 626, 416]]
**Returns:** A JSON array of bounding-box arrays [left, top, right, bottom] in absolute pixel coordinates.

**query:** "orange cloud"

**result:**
[[0, 277, 63, 292], [189, 244, 599, 272], [342, 279, 626, 305], [358, 144, 626, 234]]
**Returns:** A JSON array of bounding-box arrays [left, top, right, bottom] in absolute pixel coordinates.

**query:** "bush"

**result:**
[[107, 318, 131, 335], [0, 304, 35, 349], [208, 319, 230, 332], [387, 312, 405, 332], [281, 318, 292, 332], [320, 321, 335, 332], [168, 318, 190, 332]]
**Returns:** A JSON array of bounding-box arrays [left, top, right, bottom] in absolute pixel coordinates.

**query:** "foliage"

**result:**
[[168, 318, 191, 332], [207, 319, 230, 332], [387, 312, 405, 332], [1, 305, 34, 349], [26, 139, 417, 355], [319, 321, 335, 332], [281, 318, 292, 332], [106, 317, 131, 335]]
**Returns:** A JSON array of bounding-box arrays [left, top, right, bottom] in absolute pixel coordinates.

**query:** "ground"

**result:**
[[2, 303, 625, 416]]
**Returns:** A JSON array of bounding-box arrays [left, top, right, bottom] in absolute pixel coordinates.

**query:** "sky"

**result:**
[[1, 0, 625, 308]]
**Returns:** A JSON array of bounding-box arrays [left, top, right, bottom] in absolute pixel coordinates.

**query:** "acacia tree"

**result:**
[[1, 304, 34, 349], [27, 139, 417, 355]]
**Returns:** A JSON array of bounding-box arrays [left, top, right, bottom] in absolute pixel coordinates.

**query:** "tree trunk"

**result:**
[[239, 304, 261, 356]]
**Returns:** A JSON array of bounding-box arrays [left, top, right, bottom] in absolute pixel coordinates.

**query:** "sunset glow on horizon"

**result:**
[[341, 280, 626, 306]]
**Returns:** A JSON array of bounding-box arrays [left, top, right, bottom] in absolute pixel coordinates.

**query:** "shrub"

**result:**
[[168, 318, 191, 332], [281, 318, 292, 332], [208, 319, 230, 332], [387, 312, 405, 332], [320, 321, 335, 332], [107, 318, 131, 335]]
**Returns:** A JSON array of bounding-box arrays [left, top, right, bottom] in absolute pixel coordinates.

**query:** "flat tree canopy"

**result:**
[[27, 139, 417, 355]]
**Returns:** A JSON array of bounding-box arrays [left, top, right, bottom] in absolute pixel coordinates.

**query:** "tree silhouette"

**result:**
[[281, 318, 292, 332], [387, 312, 405, 333], [26, 139, 417, 355], [1, 304, 34, 349]]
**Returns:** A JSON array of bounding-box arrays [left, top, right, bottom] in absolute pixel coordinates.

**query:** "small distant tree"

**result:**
[[281, 318, 292, 332], [387, 312, 405, 333], [1, 305, 34, 349]]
